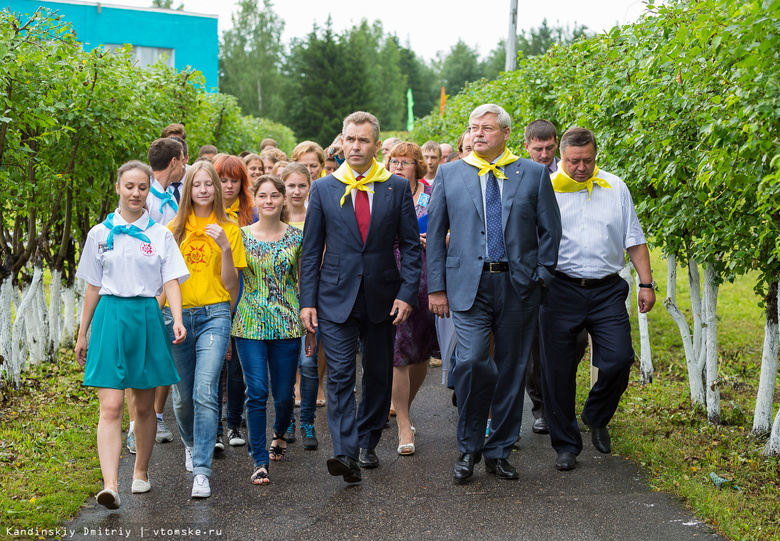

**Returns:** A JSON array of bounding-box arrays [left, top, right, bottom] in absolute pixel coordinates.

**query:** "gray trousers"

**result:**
[[451, 271, 540, 459]]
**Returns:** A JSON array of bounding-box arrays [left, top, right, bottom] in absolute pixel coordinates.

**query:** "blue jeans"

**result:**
[[297, 329, 320, 425], [164, 302, 231, 478], [235, 337, 300, 467], [218, 337, 245, 435]]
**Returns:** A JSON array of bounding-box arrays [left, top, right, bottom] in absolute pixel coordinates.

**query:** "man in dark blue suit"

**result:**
[[427, 104, 561, 481], [300, 111, 422, 483]]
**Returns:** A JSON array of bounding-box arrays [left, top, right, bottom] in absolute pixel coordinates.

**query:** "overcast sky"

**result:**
[[114, 0, 653, 60]]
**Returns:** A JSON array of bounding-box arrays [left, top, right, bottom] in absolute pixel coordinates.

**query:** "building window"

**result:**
[[104, 44, 175, 69]]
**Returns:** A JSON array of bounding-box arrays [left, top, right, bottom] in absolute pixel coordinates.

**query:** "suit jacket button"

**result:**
[[478, 256, 483, 260], [481, 231, 485, 235], [357, 274, 362, 278]]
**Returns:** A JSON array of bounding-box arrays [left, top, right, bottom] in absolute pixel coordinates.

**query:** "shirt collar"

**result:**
[[113, 208, 151, 229]]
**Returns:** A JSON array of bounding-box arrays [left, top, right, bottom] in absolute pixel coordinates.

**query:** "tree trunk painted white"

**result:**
[[620, 263, 634, 315], [24, 276, 44, 365], [765, 406, 780, 456], [754, 282, 780, 436], [10, 267, 42, 388], [61, 284, 76, 348], [48, 269, 62, 353], [702, 265, 720, 424], [0, 279, 14, 379], [688, 262, 708, 385], [75, 278, 86, 331], [12, 282, 28, 371], [664, 255, 706, 405], [635, 272, 653, 384], [34, 266, 53, 363]]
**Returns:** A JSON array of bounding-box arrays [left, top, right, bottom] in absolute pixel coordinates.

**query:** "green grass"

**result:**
[[595, 250, 780, 540], [0, 358, 103, 539]]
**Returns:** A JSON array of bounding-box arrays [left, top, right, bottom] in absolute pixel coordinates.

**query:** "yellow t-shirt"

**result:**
[[171, 214, 247, 309], [288, 220, 305, 231]]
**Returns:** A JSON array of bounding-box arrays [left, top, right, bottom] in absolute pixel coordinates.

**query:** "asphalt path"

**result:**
[[65, 361, 723, 541]]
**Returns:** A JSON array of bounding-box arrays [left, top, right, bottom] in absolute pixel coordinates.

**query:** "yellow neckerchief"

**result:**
[[182, 211, 222, 252], [225, 199, 240, 222], [462, 147, 520, 179], [551, 165, 611, 199], [332, 159, 392, 206]]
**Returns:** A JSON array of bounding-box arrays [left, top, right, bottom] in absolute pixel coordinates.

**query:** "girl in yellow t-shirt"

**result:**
[[163, 160, 247, 500]]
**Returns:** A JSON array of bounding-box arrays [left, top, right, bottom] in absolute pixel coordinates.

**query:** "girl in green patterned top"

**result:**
[[232, 175, 316, 485]]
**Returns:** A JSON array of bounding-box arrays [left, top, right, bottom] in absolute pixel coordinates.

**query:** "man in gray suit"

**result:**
[[427, 104, 561, 481]]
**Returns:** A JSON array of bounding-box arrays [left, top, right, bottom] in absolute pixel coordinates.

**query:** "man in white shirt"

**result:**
[[539, 127, 655, 471], [147, 138, 185, 225], [522, 120, 589, 437]]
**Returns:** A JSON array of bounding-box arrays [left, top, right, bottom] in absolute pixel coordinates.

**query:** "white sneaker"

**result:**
[[191, 474, 211, 498], [185, 446, 193, 472], [155, 419, 173, 443]]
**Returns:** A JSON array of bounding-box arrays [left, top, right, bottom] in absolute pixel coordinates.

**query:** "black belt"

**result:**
[[483, 261, 509, 273], [555, 271, 619, 287]]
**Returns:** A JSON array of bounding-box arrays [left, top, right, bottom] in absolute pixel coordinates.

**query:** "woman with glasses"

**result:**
[[386, 142, 437, 456]]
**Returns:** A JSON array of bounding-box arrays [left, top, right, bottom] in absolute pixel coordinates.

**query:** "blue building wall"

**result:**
[[4, 0, 219, 90]]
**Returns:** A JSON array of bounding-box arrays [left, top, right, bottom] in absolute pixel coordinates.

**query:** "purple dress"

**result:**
[[393, 183, 437, 367]]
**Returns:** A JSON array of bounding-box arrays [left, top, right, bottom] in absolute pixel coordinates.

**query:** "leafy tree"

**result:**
[[482, 21, 592, 80], [438, 40, 483, 97], [219, 0, 285, 119], [151, 0, 184, 9], [399, 44, 438, 123]]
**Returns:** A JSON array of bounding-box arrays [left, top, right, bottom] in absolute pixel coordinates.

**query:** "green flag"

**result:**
[[406, 88, 414, 132]]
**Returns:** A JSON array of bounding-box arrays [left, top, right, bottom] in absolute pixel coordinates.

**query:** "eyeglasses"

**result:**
[[388, 159, 416, 168]]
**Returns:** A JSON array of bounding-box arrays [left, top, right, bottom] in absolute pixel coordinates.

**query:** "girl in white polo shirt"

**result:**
[[75, 160, 189, 510]]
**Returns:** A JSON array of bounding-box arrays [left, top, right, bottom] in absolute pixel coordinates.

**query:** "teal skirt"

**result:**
[[84, 296, 180, 390]]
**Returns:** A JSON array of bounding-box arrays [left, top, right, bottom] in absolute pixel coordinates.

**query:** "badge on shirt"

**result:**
[[97, 241, 112, 254], [417, 193, 430, 208], [140, 243, 156, 257]]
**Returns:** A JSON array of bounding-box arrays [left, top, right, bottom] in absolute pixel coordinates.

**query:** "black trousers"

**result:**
[[526, 324, 588, 420], [539, 275, 634, 455]]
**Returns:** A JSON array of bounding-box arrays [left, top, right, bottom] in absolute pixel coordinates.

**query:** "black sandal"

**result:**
[[251, 464, 270, 485], [269, 433, 287, 461]]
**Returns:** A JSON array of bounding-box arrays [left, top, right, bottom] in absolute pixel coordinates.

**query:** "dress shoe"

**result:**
[[358, 448, 379, 469], [591, 425, 612, 454], [556, 452, 577, 471], [532, 417, 549, 434], [453, 452, 481, 481], [326, 455, 362, 483], [484, 457, 519, 480]]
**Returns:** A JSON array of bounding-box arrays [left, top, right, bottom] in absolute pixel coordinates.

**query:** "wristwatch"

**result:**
[[638, 281, 658, 291]]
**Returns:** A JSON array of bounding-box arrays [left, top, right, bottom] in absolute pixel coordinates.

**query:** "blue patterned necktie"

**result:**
[[485, 171, 505, 260]]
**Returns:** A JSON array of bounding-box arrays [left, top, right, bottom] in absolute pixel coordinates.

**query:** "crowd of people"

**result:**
[[75, 104, 655, 509]]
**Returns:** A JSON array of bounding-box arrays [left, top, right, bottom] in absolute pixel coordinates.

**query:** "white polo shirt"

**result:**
[[76, 209, 189, 297], [146, 177, 179, 226]]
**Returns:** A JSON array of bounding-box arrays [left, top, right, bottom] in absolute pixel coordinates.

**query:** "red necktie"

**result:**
[[354, 175, 370, 243]]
